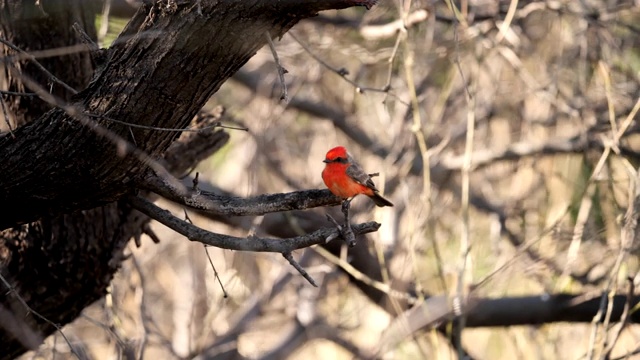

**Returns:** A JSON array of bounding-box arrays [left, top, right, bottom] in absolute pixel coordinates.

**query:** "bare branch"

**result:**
[[0, 90, 36, 97], [377, 291, 640, 355], [603, 277, 636, 359], [265, 32, 288, 102], [0, 273, 80, 358], [0, 36, 78, 94], [379, 295, 473, 354], [312, 246, 417, 305], [360, 9, 429, 39], [283, 252, 318, 287], [339, 200, 356, 247], [438, 127, 640, 171], [140, 171, 343, 216], [128, 195, 380, 252], [289, 31, 395, 96], [463, 293, 640, 328], [204, 245, 228, 298]]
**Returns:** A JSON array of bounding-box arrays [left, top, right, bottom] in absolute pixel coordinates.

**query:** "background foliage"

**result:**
[[13, 0, 640, 359]]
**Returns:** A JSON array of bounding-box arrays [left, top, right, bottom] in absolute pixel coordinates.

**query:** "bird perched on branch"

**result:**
[[321, 146, 393, 207]]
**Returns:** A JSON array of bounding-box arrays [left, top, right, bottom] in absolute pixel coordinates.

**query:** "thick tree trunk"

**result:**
[[0, 0, 371, 228], [0, 2, 137, 359], [0, 204, 147, 360], [0, 0, 374, 358]]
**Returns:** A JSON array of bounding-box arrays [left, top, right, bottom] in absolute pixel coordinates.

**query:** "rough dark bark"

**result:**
[[0, 0, 376, 358], [0, 203, 146, 360], [0, 3, 113, 359], [0, 0, 377, 228], [0, 0, 97, 127]]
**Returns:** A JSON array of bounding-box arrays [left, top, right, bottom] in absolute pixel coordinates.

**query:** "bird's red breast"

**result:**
[[322, 164, 375, 198]]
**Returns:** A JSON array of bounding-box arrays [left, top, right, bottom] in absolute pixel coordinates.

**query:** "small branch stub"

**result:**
[[283, 252, 318, 287], [326, 199, 357, 247]]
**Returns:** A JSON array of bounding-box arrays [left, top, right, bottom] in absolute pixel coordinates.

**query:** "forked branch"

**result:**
[[128, 195, 380, 252]]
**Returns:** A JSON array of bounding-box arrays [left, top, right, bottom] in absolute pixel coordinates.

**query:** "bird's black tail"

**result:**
[[370, 192, 394, 207]]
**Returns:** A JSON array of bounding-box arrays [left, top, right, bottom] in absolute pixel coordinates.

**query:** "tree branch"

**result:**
[[379, 292, 640, 355], [140, 171, 343, 216], [360, 9, 429, 39], [0, 0, 378, 228], [128, 195, 380, 252], [438, 127, 640, 170]]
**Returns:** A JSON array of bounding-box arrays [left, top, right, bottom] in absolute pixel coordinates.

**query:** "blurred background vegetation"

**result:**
[[21, 0, 640, 358]]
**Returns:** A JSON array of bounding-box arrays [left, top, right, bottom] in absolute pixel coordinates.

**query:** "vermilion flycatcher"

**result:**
[[322, 146, 394, 207]]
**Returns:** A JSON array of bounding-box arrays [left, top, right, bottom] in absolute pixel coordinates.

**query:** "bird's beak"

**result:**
[[323, 159, 330, 163]]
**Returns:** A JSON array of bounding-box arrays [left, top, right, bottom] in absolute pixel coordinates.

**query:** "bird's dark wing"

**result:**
[[346, 156, 379, 191]]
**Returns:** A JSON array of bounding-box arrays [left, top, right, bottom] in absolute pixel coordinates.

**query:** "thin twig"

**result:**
[[126, 252, 190, 359], [85, 112, 248, 132], [79, 314, 128, 351], [283, 252, 318, 287], [232, 69, 384, 149], [204, 246, 228, 298], [322, 202, 356, 247], [599, 62, 618, 137], [402, 25, 430, 202], [601, 168, 640, 355], [611, 348, 640, 360], [557, 182, 596, 289], [0, 273, 81, 359], [324, 214, 343, 244], [265, 32, 288, 102], [0, 90, 36, 96], [448, 0, 475, 357], [312, 246, 417, 304], [495, 0, 518, 43], [129, 195, 380, 252], [183, 201, 230, 298], [288, 32, 399, 98], [380, 31, 402, 103], [603, 277, 636, 359], [0, 36, 78, 94]]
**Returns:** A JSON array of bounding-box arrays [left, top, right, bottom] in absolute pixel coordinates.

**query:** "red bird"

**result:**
[[322, 146, 393, 207]]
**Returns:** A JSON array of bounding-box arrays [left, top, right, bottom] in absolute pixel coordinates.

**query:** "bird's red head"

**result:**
[[323, 146, 349, 163]]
